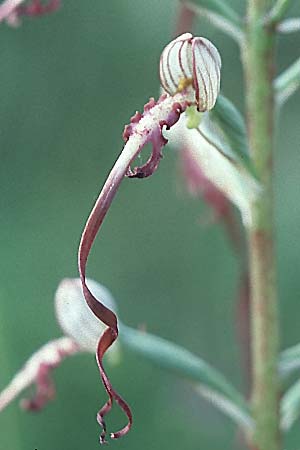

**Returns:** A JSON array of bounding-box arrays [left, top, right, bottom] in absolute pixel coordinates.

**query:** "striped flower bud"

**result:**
[[159, 33, 221, 112]]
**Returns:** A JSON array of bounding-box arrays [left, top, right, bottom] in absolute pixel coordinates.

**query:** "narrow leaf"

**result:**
[[210, 95, 257, 177], [183, 0, 241, 27], [266, 0, 296, 25], [281, 378, 300, 431], [119, 324, 252, 429], [274, 57, 300, 106], [193, 385, 253, 430], [277, 343, 300, 431], [279, 343, 300, 377], [277, 17, 300, 34], [183, 1, 243, 43]]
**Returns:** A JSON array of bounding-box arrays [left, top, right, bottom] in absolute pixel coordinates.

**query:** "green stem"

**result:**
[[243, 1, 280, 450]]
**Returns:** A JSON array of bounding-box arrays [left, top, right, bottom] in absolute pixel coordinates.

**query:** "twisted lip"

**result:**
[[78, 91, 190, 443]]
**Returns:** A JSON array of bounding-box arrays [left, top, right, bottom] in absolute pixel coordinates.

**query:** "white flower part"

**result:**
[[192, 37, 221, 111], [159, 33, 221, 112], [0, 337, 78, 412], [0, 0, 23, 22], [159, 33, 194, 96], [55, 278, 117, 353], [167, 114, 260, 227]]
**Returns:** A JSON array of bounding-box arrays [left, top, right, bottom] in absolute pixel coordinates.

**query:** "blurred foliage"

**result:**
[[0, 1, 299, 449]]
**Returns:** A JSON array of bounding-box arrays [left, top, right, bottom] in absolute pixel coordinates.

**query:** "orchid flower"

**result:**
[[1, 32, 260, 445], [77, 30, 260, 445], [77, 32, 223, 443]]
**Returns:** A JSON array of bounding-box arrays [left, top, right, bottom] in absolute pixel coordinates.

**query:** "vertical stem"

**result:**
[[243, 1, 280, 450]]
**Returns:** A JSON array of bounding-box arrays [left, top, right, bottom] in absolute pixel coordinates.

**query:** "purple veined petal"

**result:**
[[0, 337, 79, 412], [159, 33, 193, 95], [178, 38, 194, 79], [159, 33, 221, 112], [192, 37, 221, 111], [78, 92, 190, 443]]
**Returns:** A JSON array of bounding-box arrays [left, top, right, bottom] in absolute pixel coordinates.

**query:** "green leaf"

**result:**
[[211, 95, 248, 159], [266, 0, 296, 25], [182, 2, 243, 43], [188, 0, 241, 27], [277, 17, 300, 34], [193, 384, 253, 430], [274, 56, 300, 106], [213, 95, 248, 155], [277, 343, 300, 430], [119, 324, 252, 430], [279, 343, 300, 377], [210, 95, 258, 179], [277, 344, 300, 430], [281, 378, 300, 431]]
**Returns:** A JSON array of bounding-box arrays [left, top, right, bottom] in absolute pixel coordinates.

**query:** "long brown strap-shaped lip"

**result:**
[[78, 138, 139, 443], [78, 93, 188, 443]]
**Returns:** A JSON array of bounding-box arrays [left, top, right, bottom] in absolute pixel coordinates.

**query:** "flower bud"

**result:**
[[55, 278, 117, 352], [159, 33, 221, 112]]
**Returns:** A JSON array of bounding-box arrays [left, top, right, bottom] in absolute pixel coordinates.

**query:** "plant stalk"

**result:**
[[243, 0, 280, 449]]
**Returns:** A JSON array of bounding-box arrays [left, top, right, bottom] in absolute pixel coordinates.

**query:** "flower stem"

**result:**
[[243, 1, 280, 449]]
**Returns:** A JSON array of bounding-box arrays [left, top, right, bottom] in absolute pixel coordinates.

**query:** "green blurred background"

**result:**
[[0, 1, 299, 449]]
